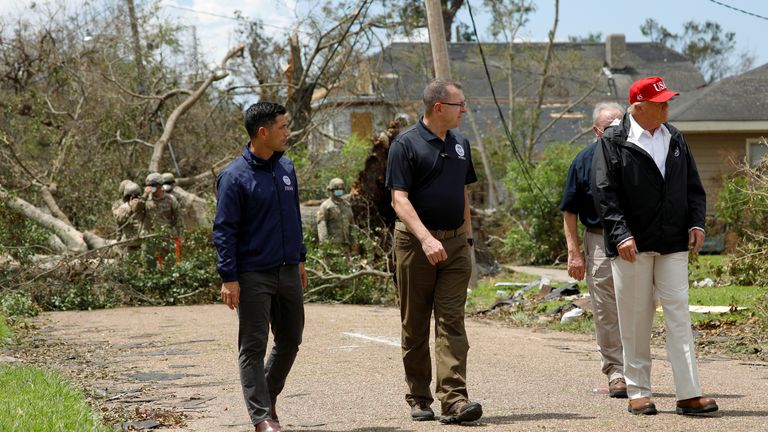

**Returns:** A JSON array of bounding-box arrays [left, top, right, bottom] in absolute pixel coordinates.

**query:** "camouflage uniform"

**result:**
[[143, 172, 181, 267], [144, 173, 180, 236], [316, 178, 354, 246], [162, 172, 192, 229], [112, 181, 146, 253]]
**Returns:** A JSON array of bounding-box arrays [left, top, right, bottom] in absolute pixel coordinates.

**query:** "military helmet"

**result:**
[[145, 172, 164, 186], [118, 179, 132, 196], [162, 172, 175, 184], [327, 178, 345, 190], [123, 181, 141, 198]]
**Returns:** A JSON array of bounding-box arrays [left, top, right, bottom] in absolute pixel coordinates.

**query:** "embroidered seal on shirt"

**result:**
[[673, 147, 680, 157], [455, 143, 466, 159], [282, 175, 294, 191]]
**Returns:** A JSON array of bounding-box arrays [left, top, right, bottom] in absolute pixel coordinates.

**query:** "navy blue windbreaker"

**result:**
[[213, 145, 307, 282]]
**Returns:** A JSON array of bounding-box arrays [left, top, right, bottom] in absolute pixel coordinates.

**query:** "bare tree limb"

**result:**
[[39, 184, 73, 227], [116, 130, 154, 148], [525, 0, 559, 159], [529, 72, 600, 147], [0, 132, 46, 186], [148, 44, 245, 172]]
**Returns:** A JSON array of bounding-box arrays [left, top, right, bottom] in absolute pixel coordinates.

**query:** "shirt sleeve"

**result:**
[[559, 159, 580, 213], [212, 171, 241, 282], [464, 138, 478, 185], [385, 139, 412, 191]]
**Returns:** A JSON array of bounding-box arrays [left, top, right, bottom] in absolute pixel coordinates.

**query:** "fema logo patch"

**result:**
[[282, 176, 291, 186], [673, 147, 680, 157], [455, 144, 466, 159]]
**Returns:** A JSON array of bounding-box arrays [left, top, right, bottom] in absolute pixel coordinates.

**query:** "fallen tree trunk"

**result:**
[[0, 185, 87, 253]]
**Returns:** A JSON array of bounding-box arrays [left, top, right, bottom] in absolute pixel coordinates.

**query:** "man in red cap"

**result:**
[[591, 76, 718, 416]]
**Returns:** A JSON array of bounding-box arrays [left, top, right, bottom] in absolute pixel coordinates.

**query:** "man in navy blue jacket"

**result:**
[[213, 102, 307, 432]]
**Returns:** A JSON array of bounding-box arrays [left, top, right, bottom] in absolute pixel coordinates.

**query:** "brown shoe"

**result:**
[[440, 399, 483, 424], [410, 401, 435, 421], [627, 397, 657, 415], [255, 419, 282, 432], [676, 397, 718, 415], [609, 377, 628, 398]]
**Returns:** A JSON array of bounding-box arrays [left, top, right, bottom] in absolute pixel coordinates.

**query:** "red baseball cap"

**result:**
[[629, 76, 679, 104]]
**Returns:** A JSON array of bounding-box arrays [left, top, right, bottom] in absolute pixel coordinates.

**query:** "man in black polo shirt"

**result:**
[[385, 78, 481, 424], [560, 102, 626, 398]]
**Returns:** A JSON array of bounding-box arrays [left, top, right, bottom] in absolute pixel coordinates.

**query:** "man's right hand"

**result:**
[[221, 281, 240, 310], [617, 238, 638, 263], [567, 252, 586, 280], [421, 235, 448, 265]]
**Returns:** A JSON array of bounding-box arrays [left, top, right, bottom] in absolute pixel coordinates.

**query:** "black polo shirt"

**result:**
[[560, 141, 601, 228], [385, 118, 477, 230]]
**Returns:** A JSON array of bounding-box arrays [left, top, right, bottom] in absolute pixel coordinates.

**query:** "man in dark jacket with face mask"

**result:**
[[592, 76, 717, 417]]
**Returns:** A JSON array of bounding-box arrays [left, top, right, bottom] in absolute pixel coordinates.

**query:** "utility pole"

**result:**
[[424, 0, 451, 79], [425, 0, 479, 288]]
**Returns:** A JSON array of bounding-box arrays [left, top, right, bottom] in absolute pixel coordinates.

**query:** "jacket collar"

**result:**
[[241, 143, 284, 170]]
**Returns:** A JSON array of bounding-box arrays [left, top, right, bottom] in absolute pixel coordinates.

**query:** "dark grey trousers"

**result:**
[[237, 265, 304, 425]]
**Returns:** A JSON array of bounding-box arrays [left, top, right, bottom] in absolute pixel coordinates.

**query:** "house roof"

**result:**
[[669, 63, 768, 122], [372, 41, 706, 104]]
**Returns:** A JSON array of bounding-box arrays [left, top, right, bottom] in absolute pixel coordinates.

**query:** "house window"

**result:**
[[350, 112, 373, 139], [746, 138, 768, 168]]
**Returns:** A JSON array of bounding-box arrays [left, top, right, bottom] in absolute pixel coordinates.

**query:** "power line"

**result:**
[[160, 3, 311, 34], [464, 0, 554, 211], [707, 0, 768, 21]]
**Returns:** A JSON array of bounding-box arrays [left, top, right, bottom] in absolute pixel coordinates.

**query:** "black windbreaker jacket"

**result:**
[[590, 114, 706, 257]]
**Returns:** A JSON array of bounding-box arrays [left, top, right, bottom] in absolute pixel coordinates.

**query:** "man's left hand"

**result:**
[[299, 262, 308, 290], [567, 252, 586, 281], [689, 229, 705, 254]]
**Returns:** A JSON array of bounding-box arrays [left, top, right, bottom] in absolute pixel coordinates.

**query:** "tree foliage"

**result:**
[[640, 18, 755, 83], [716, 149, 768, 285], [503, 142, 580, 264]]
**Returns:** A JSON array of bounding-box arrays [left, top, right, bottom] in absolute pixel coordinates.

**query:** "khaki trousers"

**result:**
[[394, 229, 472, 413], [584, 231, 624, 381], [611, 251, 702, 401]]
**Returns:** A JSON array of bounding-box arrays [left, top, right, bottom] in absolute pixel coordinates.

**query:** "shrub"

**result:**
[[0, 292, 39, 318], [106, 226, 220, 305], [716, 163, 768, 286], [503, 142, 582, 264], [303, 226, 395, 304]]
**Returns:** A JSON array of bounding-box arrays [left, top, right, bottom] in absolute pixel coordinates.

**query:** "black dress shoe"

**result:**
[[410, 402, 435, 421], [440, 400, 483, 424]]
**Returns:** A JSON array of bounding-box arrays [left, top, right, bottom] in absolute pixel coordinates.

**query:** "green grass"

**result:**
[[689, 254, 725, 281], [466, 270, 539, 310], [689, 285, 761, 307], [0, 366, 109, 432]]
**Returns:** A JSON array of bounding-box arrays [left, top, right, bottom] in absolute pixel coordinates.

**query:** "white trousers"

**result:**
[[611, 251, 702, 400]]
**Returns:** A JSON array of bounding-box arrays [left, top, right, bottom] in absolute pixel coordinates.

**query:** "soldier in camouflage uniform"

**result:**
[[112, 180, 146, 253], [316, 178, 354, 247], [112, 179, 134, 212], [144, 172, 180, 235], [144, 172, 181, 267]]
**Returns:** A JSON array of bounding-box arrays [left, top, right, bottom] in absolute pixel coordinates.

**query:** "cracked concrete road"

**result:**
[[25, 304, 768, 431]]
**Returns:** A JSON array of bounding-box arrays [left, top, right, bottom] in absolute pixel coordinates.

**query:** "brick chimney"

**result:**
[[606, 33, 626, 69]]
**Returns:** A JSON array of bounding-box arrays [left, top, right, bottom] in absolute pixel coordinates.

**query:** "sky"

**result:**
[[1, 0, 766, 73]]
